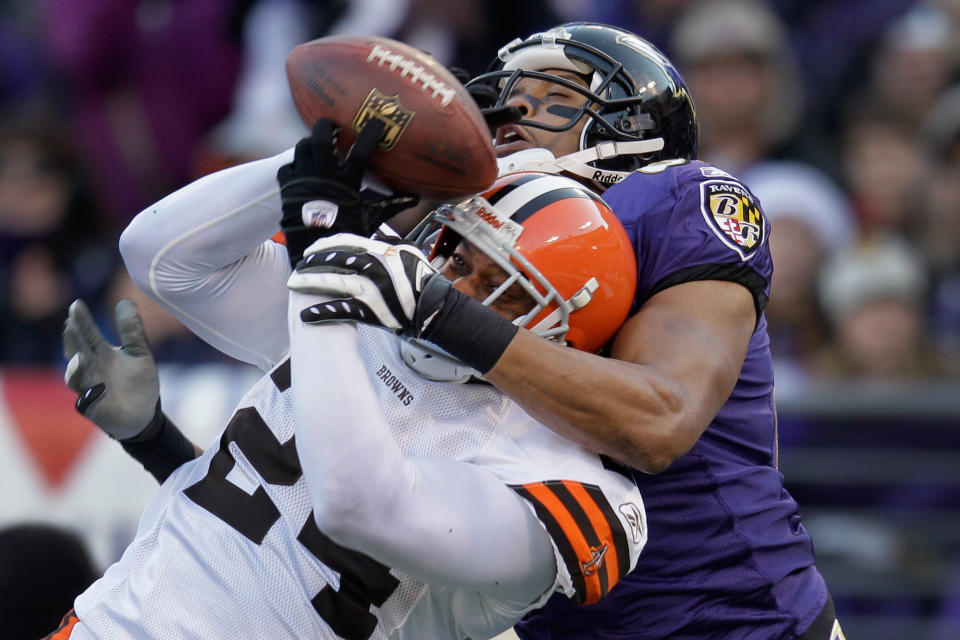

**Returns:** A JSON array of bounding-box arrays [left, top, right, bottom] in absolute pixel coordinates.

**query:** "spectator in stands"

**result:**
[[0, 119, 114, 363], [840, 114, 930, 237], [669, 0, 804, 175], [766, 0, 916, 138], [815, 235, 956, 381], [40, 0, 243, 223], [844, 2, 960, 134]]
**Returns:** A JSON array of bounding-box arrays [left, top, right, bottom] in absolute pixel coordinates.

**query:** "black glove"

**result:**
[[277, 118, 420, 267], [286, 235, 518, 374], [451, 67, 523, 133]]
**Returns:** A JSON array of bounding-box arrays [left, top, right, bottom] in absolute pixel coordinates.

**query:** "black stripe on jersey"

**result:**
[[485, 173, 542, 206], [643, 263, 769, 326], [271, 358, 291, 391], [511, 187, 600, 224], [600, 455, 634, 483], [510, 484, 589, 601], [299, 515, 400, 640], [234, 426, 300, 487], [312, 586, 377, 640], [582, 484, 631, 581], [547, 481, 612, 598], [298, 516, 398, 606]]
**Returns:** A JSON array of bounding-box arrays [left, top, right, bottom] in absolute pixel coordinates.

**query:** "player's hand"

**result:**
[[277, 118, 420, 267], [62, 299, 160, 441], [288, 234, 519, 374], [286, 234, 452, 337]]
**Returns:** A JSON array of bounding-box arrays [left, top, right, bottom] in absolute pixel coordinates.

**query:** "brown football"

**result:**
[[285, 35, 496, 200]]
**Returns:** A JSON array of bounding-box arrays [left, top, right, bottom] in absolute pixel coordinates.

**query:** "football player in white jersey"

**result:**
[[57, 146, 647, 640]]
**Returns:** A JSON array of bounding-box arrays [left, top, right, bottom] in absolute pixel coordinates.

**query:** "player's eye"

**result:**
[[448, 253, 471, 275], [486, 280, 506, 294]]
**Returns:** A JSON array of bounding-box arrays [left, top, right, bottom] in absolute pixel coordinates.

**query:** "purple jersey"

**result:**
[[516, 161, 828, 640]]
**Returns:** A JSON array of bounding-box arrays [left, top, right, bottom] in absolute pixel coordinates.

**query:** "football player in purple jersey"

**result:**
[[308, 23, 844, 640], [63, 22, 843, 640]]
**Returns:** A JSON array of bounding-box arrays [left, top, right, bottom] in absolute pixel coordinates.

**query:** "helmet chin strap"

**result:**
[[496, 138, 665, 185], [399, 338, 479, 383]]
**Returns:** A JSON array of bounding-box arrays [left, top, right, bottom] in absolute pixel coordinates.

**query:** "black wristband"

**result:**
[[120, 400, 198, 484], [282, 225, 328, 268], [421, 287, 519, 373]]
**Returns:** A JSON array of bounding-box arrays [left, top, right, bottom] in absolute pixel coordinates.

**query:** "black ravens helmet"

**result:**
[[470, 23, 699, 186]]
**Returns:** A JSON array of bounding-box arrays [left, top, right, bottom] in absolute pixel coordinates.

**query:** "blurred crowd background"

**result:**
[[1, 0, 959, 384], [0, 0, 958, 638]]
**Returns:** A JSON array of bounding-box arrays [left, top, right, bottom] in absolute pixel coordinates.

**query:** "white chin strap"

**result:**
[[496, 139, 665, 185]]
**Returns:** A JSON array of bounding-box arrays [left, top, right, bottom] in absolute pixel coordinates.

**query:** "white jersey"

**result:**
[[74, 150, 646, 639], [74, 327, 645, 640]]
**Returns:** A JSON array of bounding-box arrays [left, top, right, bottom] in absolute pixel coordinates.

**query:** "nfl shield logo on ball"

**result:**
[[352, 89, 415, 151]]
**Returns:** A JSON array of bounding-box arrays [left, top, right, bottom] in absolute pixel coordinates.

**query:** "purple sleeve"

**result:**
[[603, 162, 773, 319]]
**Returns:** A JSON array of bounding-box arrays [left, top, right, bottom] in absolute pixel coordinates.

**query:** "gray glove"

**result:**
[[63, 299, 160, 441]]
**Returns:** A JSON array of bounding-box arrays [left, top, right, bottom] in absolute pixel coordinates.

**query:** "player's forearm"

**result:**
[[287, 302, 410, 536], [485, 330, 690, 473], [120, 403, 202, 483]]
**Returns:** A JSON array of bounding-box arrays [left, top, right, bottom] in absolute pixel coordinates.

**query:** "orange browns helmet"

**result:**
[[417, 171, 637, 354]]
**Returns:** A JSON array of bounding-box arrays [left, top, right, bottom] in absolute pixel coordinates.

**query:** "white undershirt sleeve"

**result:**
[[119, 150, 295, 370], [287, 293, 557, 609]]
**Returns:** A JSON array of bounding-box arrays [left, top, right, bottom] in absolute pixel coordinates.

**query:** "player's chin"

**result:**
[[495, 140, 535, 157]]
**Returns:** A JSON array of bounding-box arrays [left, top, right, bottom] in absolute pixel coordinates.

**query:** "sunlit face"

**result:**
[[494, 70, 593, 159], [438, 240, 535, 321]]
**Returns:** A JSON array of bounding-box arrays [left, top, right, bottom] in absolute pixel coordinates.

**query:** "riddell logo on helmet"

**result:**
[[592, 171, 623, 185], [475, 206, 505, 229]]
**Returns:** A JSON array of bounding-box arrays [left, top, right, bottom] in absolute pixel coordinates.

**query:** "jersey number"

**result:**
[[183, 407, 399, 640]]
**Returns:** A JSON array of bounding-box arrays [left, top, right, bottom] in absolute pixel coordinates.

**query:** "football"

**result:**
[[286, 35, 497, 200]]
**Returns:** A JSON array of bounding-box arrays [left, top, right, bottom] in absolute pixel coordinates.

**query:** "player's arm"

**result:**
[[287, 305, 557, 608], [485, 279, 755, 472], [118, 120, 415, 372], [119, 150, 295, 370], [282, 233, 757, 474], [286, 238, 640, 625]]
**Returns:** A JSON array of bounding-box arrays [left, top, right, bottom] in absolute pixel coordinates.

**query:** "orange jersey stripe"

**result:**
[[44, 610, 79, 640], [522, 482, 603, 605], [562, 479, 621, 593]]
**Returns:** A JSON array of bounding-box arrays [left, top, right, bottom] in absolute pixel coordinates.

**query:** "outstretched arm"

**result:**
[[286, 293, 556, 609], [63, 299, 200, 482]]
